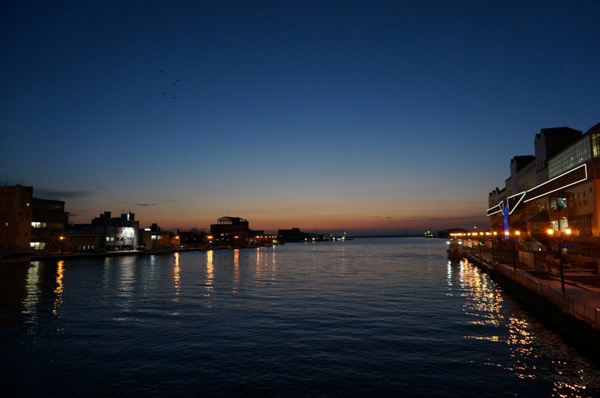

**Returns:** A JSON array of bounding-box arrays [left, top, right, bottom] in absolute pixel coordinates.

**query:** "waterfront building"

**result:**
[[210, 216, 252, 245], [139, 223, 172, 251], [61, 228, 103, 253], [487, 122, 600, 251], [82, 211, 139, 251], [0, 185, 33, 254], [178, 228, 207, 249], [278, 228, 309, 242], [31, 197, 65, 252]]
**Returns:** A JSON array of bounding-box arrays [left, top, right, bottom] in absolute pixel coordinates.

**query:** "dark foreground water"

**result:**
[[2, 238, 600, 397]]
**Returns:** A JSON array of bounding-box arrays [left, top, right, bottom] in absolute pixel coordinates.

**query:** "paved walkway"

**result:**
[[471, 251, 600, 310]]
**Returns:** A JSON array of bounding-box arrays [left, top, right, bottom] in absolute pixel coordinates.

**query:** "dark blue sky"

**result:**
[[2, 1, 599, 233]]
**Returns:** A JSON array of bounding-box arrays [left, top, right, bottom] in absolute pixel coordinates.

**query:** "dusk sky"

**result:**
[[1, 1, 599, 234]]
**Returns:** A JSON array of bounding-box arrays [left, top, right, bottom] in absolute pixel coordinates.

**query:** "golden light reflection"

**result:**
[[173, 252, 180, 302], [458, 260, 596, 395], [53, 260, 64, 315], [206, 250, 214, 289], [232, 249, 240, 293], [459, 261, 503, 328]]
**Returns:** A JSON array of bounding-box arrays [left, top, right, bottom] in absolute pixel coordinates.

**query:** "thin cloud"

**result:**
[[136, 199, 178, 207], [35, 189, 93, 199]]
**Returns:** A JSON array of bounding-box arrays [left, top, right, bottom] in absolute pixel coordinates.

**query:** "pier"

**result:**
[[460, 245, 600, 357]]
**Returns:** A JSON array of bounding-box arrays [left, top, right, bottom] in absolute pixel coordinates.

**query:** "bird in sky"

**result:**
[[158, 70, 182, 99]]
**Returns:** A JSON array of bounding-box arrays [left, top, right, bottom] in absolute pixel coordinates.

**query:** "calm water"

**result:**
[[2, 238, 600, 397]]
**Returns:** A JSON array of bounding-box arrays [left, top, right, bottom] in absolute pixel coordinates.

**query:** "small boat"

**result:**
[[424, 230, 434, 239]]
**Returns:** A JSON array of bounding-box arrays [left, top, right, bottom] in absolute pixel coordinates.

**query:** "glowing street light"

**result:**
[[510, 230, 520, 271]]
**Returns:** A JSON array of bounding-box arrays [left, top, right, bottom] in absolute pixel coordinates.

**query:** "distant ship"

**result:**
[[424, 230, 434, 239]]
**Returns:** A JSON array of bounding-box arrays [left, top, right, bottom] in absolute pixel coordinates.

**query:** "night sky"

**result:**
[[1, 1, 599, 234]]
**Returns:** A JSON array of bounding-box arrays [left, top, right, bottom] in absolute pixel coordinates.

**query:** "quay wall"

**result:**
[[465, 253, 600, 358]]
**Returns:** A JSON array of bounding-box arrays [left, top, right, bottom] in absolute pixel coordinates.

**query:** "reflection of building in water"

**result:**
[[453, 260, 592, 393], [22, 262, 65, 328], [0, 262, 30, 327], [453, 261, 504, 329], [173, 252, 180, 302], [232, 249, 240, 293], [53, 260, 64, 314]]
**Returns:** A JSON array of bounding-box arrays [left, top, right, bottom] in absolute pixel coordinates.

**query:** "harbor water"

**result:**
[[2, 237, 600, 397]]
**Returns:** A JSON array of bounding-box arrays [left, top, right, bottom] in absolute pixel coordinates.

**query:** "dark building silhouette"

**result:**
[[0, 185, 33, 254], [278, 228, 309, 242], [210, 216, 251, 244], [31, 198, 65, 252]]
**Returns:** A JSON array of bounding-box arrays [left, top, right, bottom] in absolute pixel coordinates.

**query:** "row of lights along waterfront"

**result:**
[[450, 228, 572, 295]]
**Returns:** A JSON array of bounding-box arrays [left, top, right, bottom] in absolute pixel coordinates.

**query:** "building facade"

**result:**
[[210, 216, 251, 245], [61, 229, 103, 253], [0, 185, 33, 254], [139, 223, 172, 252], [85, 211, 139, 250], [488, 122, 600, 251], [31, 198, 65, 252]]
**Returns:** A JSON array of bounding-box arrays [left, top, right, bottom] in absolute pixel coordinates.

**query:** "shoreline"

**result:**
[[463, 250, 600, 360]]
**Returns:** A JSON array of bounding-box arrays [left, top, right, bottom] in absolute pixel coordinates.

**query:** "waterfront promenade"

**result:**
[[463, 247, 600, 354]]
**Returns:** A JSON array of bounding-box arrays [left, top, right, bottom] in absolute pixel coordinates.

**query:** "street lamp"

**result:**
[[547, 227, 572, 294], [511, 231, 520, 271], [490, 232, 497, 265]]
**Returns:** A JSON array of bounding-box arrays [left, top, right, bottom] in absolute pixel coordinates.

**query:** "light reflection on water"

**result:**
[[172, 252, 180, 305], [457, 258, 598, 397], [2, 238, 600, 397]]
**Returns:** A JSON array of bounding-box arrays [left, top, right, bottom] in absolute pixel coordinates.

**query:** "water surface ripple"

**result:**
[[2, 238, 599, 397]]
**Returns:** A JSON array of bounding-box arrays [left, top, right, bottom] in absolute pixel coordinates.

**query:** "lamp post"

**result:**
[[547, 228, 572, 294], [510, 231, 520, 272]]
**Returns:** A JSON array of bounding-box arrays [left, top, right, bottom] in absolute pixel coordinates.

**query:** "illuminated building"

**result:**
[[83, 211, 139, 250], [487, 122, 600, 249], [210, 216, 252, 245], [0, 185, 33, 254], [31, 198, 65, 252], [139, 223, 172, 252]]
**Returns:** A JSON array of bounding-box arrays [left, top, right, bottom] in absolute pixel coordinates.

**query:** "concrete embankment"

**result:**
[[33, 250, 144, 262], [464, 251, 600, 359]]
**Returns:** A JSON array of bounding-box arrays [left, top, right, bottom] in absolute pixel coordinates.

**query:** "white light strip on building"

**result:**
[[523, 164, 588, 203], [487, 203, 503, 216], [507, 191, 526, 215]]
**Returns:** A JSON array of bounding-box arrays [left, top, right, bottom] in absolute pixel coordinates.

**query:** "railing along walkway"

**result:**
[[467, 251, 600, 330]]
